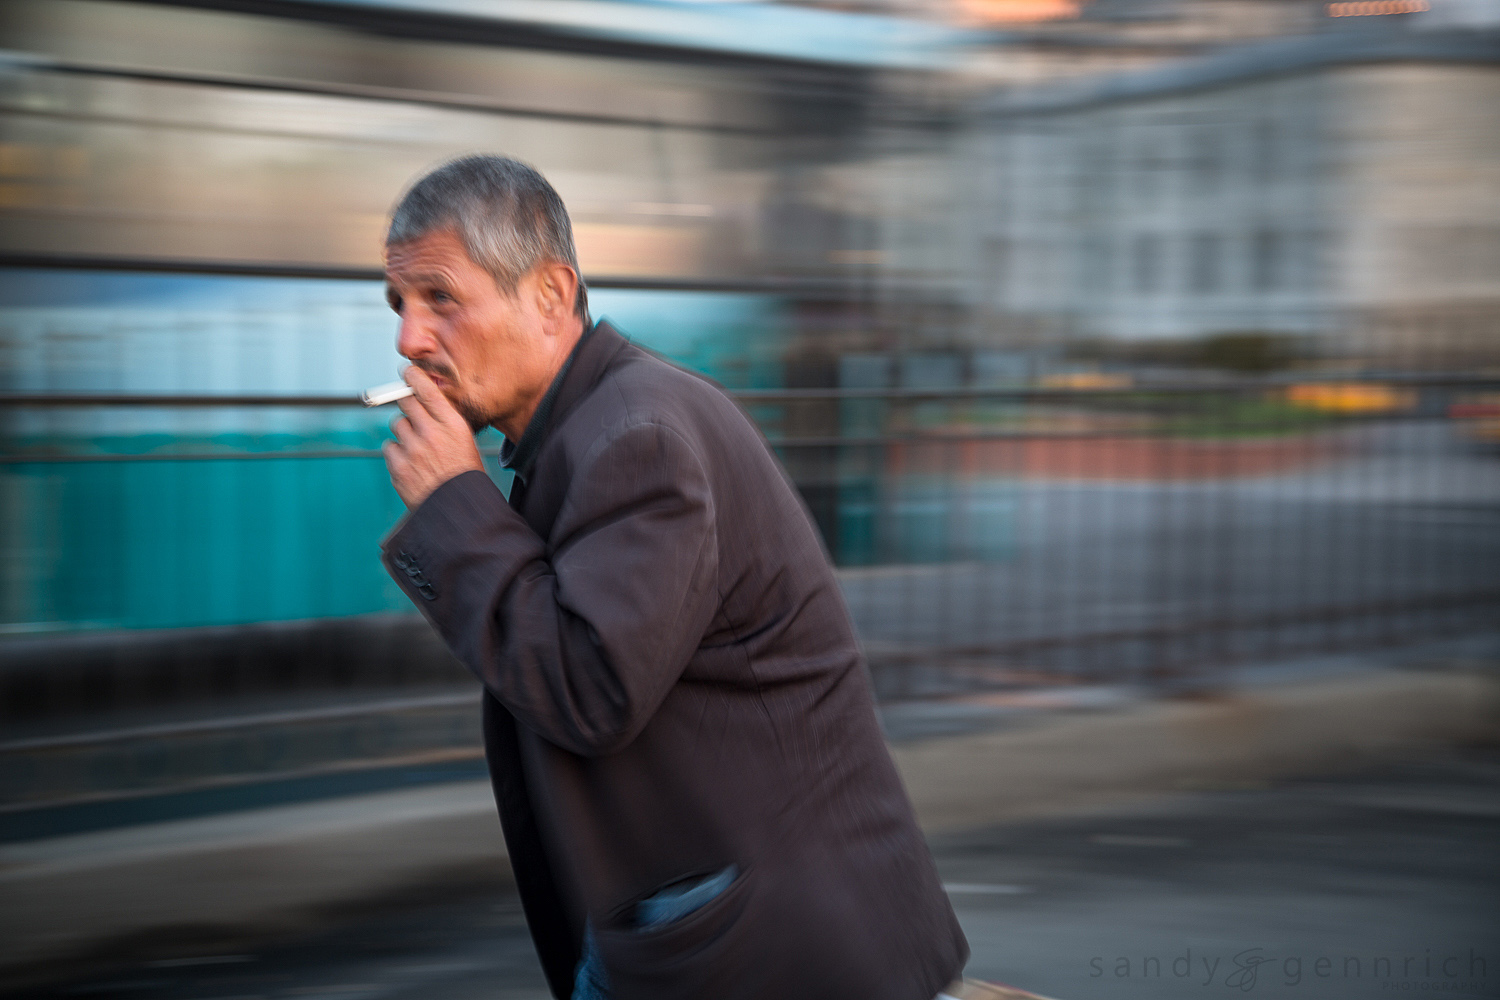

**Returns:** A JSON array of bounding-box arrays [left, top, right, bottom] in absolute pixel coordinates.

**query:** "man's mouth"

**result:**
[[412, 364, 456, 390]]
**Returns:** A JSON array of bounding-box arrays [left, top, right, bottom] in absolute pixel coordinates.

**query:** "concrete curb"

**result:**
[[0, 782, 506, 976], [2, 667, 1496, 978], [894, 667, 1500, 831]]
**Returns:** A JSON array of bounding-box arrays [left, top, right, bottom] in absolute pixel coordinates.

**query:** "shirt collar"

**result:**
[[499, 321, 596, 485]]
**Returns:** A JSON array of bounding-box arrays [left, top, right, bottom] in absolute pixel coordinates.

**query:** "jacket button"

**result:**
[[393, 551, 412, 569], [418, 584, 437, 601]]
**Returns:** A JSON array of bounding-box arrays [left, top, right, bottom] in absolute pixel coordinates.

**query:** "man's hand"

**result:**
[[382, 367, 484, 509]]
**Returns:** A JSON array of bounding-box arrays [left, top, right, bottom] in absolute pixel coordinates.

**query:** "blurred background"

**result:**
[[0, 0, 1496, 997]]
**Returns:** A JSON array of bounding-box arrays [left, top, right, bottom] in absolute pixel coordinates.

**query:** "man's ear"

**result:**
[[535, 261, 579, 327]]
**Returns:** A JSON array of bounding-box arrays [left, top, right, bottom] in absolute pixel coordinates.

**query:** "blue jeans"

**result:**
[[570, 866, 739, 1000]]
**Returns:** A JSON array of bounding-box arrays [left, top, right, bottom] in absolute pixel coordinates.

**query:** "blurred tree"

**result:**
[[1064, 331, 1302, 373], [1192, 332, 1299, 373]]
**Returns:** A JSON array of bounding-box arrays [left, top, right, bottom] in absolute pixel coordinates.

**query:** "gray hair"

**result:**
[[388, 155, 588, 319]]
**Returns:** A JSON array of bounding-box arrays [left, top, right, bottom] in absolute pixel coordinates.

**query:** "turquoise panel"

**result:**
[[0, 270, 792, 633]]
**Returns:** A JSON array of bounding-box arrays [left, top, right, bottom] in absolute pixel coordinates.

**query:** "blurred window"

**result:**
[[1132, 233, 1163, 295], [0, 270, 396, 398], [1251, 120, 1278, 184], [1189, 233, 1223, 294], [1081, 238, 1111, 295], [986, 237, 1012, 299], [1132, 131, 1165, 201], [1252, 230, 1283, 291], [1294, 232, 1318, 291], [1188, 129, 1224, 194], [1076, 140, 1112, 213]]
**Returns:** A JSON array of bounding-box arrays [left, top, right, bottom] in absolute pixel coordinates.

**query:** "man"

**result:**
[[379, 155, 968, 1000]]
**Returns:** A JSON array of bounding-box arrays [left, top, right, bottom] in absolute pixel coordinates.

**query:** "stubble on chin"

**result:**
[[458, 405, 491, 434], [411, 361, 490, 432], [445, 390, 492, 433]]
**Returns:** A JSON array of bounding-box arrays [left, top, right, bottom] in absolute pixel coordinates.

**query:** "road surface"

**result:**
[[13, 746, 1496, 1000]]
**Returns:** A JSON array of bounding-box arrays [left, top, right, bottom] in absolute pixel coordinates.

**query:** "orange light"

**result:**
[[1327, 0, 1428, 16], [1285, 382, 1415, 413], [958, 0, 1082, 23], [1039, 372, 1133, 390]]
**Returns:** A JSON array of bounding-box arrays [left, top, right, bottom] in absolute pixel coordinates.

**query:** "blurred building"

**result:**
[[0, 0, 972, 633], [965, 18, 1500, 367], [2, 0, 1496, 636], [778, 0, 1331, 83], [2, 0, 1497, 832], [0, 0, 965, 281]]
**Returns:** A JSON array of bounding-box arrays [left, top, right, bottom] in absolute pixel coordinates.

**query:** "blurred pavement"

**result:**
[[4, 745, 1497, 999], [1, 640, 1495, 989]]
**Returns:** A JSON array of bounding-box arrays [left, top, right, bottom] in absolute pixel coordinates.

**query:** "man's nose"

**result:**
[[396, 313, 438, 360]]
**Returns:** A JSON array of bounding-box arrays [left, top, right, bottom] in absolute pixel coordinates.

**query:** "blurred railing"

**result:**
[[4, 375, 1497, 694], [3, 375, 1497, 825]]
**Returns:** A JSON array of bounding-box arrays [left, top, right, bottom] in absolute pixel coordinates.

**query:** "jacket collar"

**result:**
[[499, 319, 628, 485]]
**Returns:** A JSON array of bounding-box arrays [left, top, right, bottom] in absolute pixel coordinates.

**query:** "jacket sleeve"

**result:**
[[381, 419, 720, 757]]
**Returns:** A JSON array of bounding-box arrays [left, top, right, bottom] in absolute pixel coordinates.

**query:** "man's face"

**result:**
[[384, 229, 551, 434]]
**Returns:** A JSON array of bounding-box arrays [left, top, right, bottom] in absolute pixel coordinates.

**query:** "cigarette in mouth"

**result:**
[[362, 380, 416, 407]]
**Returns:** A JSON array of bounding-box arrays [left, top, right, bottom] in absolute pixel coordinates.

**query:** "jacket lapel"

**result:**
[[550, 320, 629, 432], [510, 320, 631, 532]]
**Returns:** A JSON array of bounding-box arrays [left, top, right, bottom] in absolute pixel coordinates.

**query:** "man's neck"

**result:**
[[494, 318, 587, 442]]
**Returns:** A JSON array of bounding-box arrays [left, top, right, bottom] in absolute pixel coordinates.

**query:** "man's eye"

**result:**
[[387, 294, 403, 313], [432, 290, 454, 304]]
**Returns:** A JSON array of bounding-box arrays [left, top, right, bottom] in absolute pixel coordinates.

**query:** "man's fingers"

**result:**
[[381, 438, 405, 476], [380, 373, 481, 508], [394, 390, 434, 433], [402, 366, 459, 425], [391, 412, 423, 448]]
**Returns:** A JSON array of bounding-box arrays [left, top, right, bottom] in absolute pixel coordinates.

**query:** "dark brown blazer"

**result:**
[[383, 322, 967, 1000]]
